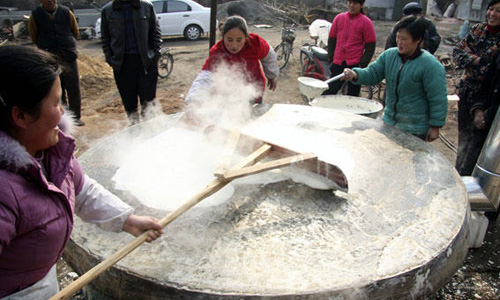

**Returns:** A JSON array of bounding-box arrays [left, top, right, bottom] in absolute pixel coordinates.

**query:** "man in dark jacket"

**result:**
[[101, 0, 162, 125], [385, 2, 441, 54], [28, 0, 85, 126]]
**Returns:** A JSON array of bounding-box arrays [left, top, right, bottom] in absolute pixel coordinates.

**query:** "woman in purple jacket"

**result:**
[[0, 45, 163, 299]]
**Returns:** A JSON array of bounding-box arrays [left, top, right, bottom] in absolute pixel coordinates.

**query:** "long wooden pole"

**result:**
[[49, 144, 272, 300], [220, 152, 317, 180]]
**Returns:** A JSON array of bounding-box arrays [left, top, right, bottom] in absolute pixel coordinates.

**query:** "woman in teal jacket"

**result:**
[[342, 16, 448, 141]]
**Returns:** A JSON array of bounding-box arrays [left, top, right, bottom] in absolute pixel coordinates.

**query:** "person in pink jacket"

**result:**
[[0, 45, 164, 299], [323, 0, 376, 96]]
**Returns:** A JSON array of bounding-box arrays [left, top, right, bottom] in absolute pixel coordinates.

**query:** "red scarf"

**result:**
[[486, 23, 500, 34]]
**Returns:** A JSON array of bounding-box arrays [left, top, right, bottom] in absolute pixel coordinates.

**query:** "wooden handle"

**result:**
[[49, 143, 272, 300], [221, 152, 317, 180]]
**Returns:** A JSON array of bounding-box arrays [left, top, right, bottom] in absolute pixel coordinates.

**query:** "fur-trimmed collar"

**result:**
[[0, 113, 75, 172]]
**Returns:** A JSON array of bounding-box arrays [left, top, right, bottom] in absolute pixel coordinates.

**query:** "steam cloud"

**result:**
[[110, 62, 263, 211], [184, 61, 261, 131]]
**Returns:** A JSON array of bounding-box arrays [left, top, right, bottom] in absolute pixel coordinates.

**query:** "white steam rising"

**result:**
[[111, 62, 263, 211], [112, 127, 235, 211], [185, 61, 261, 129]]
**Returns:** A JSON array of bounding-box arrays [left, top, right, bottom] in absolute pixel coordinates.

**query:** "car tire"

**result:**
[[184, 25, 202, 41]]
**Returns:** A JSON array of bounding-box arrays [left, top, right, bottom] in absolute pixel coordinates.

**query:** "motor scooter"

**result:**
[[300, 44, 331, 81], [300, 41, 381, 100], [300, 19, 331, 80]]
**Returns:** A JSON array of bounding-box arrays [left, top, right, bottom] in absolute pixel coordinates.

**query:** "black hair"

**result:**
[[349, 0, 365, 5], [347, 0, 366, 15], [403, 2, 423, 16], [0, 45, 61, 131], [488, 0, 500, 9], [394, 15, 426, 43], [222, 15, 248, 37]]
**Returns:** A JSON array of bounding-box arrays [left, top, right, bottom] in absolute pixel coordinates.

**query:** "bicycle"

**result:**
[[158, 47, 174, 79], [274, 17, 296, 70]]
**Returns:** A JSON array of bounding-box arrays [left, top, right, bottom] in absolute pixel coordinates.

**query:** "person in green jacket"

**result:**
[[342, 16, 448, 142]]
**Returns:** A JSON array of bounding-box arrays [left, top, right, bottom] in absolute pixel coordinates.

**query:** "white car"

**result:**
[[95, 0, 211, 41]]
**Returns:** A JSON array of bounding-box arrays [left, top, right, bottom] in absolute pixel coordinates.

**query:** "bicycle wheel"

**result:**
[[274, 43, 290, 70], [299, 49, 307, 69], [158, 53, 174, 79]]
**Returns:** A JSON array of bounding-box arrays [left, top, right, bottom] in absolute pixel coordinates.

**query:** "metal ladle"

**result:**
[[298, 73, 345, 102]]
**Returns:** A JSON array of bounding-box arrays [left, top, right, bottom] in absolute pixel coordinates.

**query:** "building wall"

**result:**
[[456, 0, 488, 22]]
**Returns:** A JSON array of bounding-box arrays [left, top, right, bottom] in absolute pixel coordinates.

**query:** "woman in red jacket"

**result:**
[[186, 16, 279, 109], [323, 0, 376, 97]]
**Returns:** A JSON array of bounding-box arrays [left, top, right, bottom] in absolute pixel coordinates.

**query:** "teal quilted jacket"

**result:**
[[354, 48, 448, 136]]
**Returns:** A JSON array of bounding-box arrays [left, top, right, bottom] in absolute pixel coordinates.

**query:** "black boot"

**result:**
[[126, 110, 140, 126]]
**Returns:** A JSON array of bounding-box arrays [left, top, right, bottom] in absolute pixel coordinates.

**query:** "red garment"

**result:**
[[202, 33, 270, 99], [329, 12, 376, 66], [486, 23, 500, 34]]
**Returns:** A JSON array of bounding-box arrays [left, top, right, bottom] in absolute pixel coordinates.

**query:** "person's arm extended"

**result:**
[[75, 175, 134, 232], [261, 44, 279, 91], [359, 42, 376, 68], [185, 70, 213, 103], [122, 215, 163, 243], [75, 175, 163, 242], [349, 50, 388, 87]]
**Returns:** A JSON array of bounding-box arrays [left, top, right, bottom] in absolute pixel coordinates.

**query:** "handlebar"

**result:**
[[277, 17, 296, 28]]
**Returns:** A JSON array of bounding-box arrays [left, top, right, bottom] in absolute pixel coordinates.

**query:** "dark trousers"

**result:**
[[322, 61, 361, 96], [113, 54, 158, 122], [455, 99, 489, 175], [60, 59, 82, 119]]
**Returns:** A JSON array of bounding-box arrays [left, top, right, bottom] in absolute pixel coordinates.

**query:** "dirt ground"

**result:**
[[28, 17, 497, 299]]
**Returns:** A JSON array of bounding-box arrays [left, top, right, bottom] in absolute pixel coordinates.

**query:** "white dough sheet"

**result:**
[[111, 125, 343, 211]]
